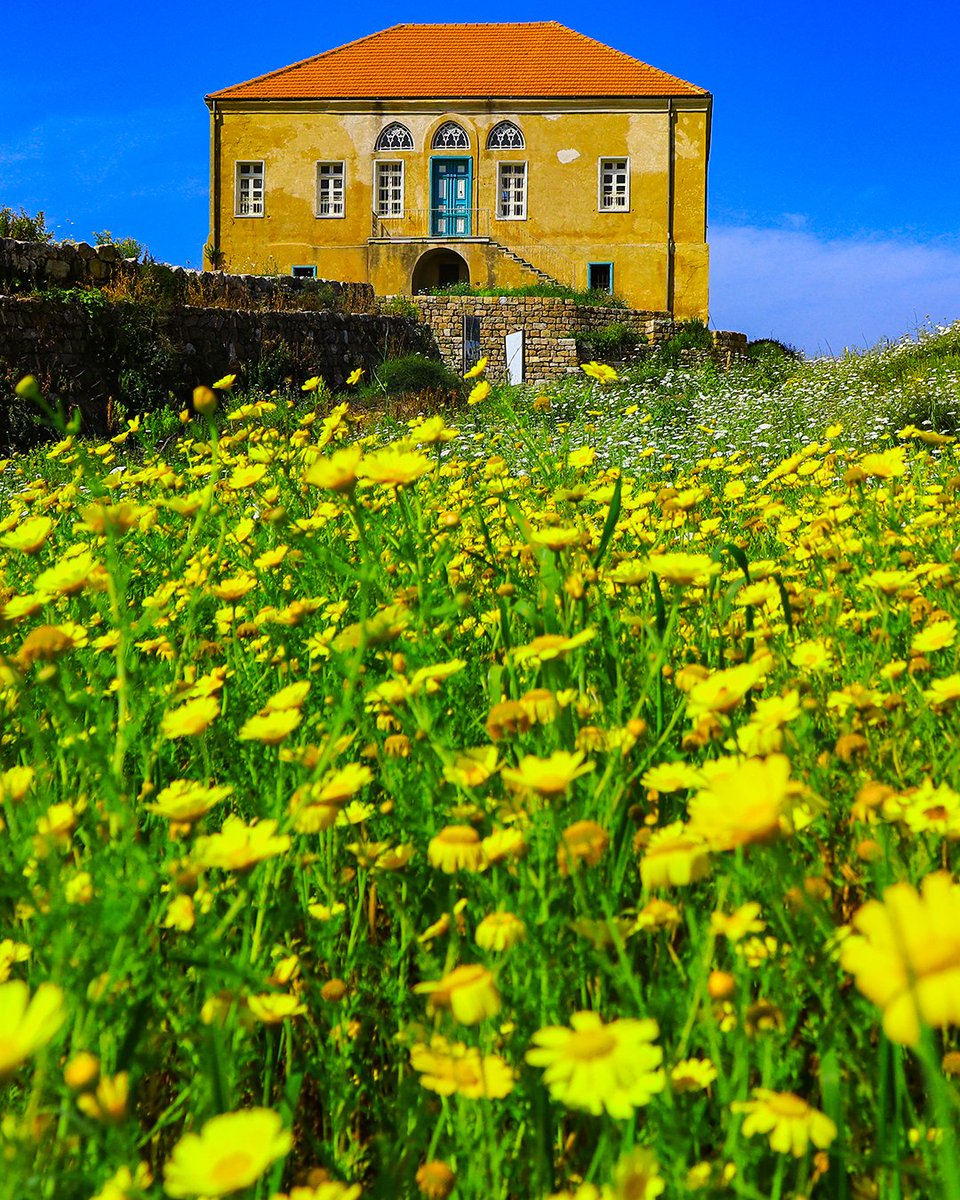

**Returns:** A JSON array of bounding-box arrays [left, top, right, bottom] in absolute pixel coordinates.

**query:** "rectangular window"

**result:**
[[497, 162, 527, 220], [374, 161, 404, 217], [316, 162, 345, 218], [599, 158, 629, 212], [588, 262, 613, 293], [235, 161, 264, 217], [292, 265, 317, 278]]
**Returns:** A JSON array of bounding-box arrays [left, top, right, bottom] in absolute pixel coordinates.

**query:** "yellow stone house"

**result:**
[[205, 23, 711, 318]]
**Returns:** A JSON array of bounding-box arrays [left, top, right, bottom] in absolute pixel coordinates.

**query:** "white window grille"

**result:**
[[497, 163, 527, 220], [431, 121, 469, 150], [235, 161, 264, 217], [487, 121, 525, 151], [316, 162, 345, 218], [375, 122, 414, 151], [375, 161, 404, 217], [599, 158, 630, 211]]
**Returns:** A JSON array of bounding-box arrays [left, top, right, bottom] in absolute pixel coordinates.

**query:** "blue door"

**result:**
[[431, 158, 472, 236]]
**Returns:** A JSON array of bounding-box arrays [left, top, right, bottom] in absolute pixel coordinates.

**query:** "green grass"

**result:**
[[1, 323, 960, 1200]]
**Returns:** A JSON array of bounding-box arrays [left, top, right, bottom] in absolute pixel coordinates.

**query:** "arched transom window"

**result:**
[[487, 121, 525, 151], [431, 121, 470, 151], [375, 122, 414, 152]]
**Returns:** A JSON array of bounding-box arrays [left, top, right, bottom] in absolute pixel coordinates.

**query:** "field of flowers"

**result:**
[[2, 326, 960, 1200]]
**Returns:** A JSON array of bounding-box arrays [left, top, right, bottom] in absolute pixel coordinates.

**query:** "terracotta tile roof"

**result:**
[[207, 23, 708, 101]]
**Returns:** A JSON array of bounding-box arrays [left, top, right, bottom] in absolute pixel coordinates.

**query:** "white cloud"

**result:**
[[709, 224, 960, 357]]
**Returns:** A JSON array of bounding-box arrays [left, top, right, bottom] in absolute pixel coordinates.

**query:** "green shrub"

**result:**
[[0, 206, 53, 243], [380, 295, 420, 320], [428, 281, 626, 308], [369, 354, 461, 397], [574, 321, 640, 359], [93, 229, 147, 261]]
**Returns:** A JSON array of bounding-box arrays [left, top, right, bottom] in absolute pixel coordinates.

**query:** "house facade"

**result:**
[[205, 23, 711, 318]]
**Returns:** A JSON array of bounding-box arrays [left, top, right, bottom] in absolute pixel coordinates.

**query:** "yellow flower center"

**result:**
[[440, 826, 480, 845], [766, 1092, 809, 1118], [566, 1028, 617, 1061], [210, 1150, 254, 1189]]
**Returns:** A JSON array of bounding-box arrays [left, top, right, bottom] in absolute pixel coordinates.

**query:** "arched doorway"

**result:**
[[412, 248, 470, 293]]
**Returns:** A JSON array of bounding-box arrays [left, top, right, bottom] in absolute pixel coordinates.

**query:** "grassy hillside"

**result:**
[[1, 325, 960, 1200]]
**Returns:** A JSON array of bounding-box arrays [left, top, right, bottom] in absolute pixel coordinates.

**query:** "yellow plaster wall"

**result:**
[[211, 102, 709, 317]]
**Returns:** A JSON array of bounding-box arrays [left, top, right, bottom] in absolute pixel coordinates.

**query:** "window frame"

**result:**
[[373, 159, 405, 219], [496, 160, 528, 221], [315, 161, 346, 219], [486, 121, 525, 151], [375, 122, 414, 152], [431, 121, 470, 151], [234, 160, 265, 218], [598, 157, 630, 213], [587, 262, 614, 294], [291, 265, 317, 279]]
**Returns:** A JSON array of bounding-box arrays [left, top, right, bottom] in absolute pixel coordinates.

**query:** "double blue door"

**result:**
[[431, 158, 472, 237]]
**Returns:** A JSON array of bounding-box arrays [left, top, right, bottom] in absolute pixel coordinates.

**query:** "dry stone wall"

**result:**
[[0, 236, 375, 314], [411, 296, 745, 383], [0, 295, 435, 450]]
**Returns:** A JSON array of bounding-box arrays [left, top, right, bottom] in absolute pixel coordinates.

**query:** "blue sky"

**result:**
[[3, 1, 959, 356]]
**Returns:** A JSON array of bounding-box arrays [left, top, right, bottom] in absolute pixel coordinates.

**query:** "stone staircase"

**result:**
[[487, 238, 561, 286]]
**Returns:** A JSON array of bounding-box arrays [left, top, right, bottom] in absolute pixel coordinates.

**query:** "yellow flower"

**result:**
[[475, 911, 526, 952], [301, 376, 323, 392], [163, 1108, 292, 1197], [710, 902, 765, 942], [581, 361, 618, 384], [91, 1162, 153, 1200], [304, 446, 363, 492], [463, 356, 488, 379], [923, 674, 960, 708], [687, 756, 791, 850], [646, 552, 721, 587], [193, 385, 217, 416], [414, 964, 501, 1025], [0, 939, 30, 983], [913, 619, 957, 654], [0, 515, 53, 554], [526, 1011, 664, 1118], [670, 1058, 718, 1093], [346, 367, 364, 385], [0, 980, 66, 1078], [840, 871, 960, 1045], [732, 1089, 837, 1156], [77, 1071, 129, 1122], [685, 660, 768, 721], [557, 819, 609, 875], [213, 373, 237, 390], [144, 780, 233, 824], [359, 447, 432, 487], [859, 446, 907, 479], [191, 816, 290, 872], [639, 822, 710, 888], [428, 825, 487, 873], [510, 628, 596, 664], [467, 380, 491, 405], [410, 1035, 515, 1098], [238, 708, 302, 744], [270, 1183, 361, 1200], [604, 1148, 665, 1200], [442, 746, 499, 789], [161, 696, 220, 740], [640, 762, 704, 793], [246, 994, 308, 1024], [501, 750, 594, 796]]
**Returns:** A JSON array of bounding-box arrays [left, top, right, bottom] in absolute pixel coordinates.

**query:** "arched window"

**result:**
[[375, 122, 414, 152], [431, 121, 470, 151], [487, 121, 525, 151]]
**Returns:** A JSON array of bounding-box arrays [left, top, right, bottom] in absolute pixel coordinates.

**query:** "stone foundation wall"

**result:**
[[0, 236, 375, 314], [412, 295, 695, 382], [0, 296, 435, 450]]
